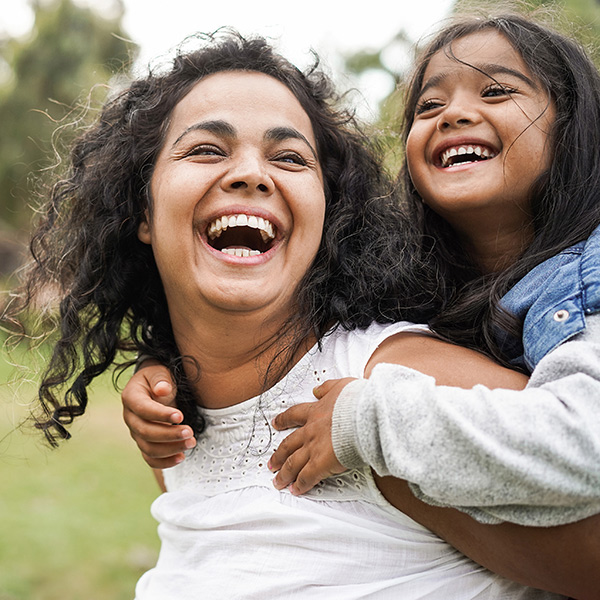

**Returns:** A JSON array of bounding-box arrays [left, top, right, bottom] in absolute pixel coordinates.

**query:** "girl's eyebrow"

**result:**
[[171, 121, 318, 159], [419, 62, 538, 97]]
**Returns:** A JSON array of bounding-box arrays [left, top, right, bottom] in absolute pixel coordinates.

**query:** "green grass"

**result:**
[[0, 339, 161, 600]]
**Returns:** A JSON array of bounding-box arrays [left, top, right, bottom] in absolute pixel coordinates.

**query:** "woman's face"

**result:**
[[406, 31, 554, 243], [139, 71, 325, 326]]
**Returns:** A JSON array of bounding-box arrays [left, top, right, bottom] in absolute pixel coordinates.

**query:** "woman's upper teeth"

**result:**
[[207, 213, 275, 242], [440, 145, 497, 167]]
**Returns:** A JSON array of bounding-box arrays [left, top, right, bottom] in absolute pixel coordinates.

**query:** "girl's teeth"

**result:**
[[441, 145, 496, 167]]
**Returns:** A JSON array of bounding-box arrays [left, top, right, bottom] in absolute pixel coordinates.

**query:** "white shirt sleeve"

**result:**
[[332, 313, 600, 526]]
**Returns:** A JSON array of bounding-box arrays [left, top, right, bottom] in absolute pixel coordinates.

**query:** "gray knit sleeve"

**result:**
[[331, 379, 368, 469], [329, 313, 600, 526]]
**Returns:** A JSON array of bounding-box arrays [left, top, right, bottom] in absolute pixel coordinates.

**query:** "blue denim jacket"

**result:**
[[500, 225, 600, 371]]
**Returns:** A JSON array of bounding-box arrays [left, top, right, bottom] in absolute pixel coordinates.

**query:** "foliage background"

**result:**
[[1, 0, 600, 597]]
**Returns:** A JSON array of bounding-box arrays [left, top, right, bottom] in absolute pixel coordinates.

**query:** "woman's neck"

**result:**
[[170, 307, 311, 409]]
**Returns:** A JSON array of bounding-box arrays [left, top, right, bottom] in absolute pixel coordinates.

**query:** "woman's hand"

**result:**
[[122, 360, 196, 469], [269, 378, 353, 494]]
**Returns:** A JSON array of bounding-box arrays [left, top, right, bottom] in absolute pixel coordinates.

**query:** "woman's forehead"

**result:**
[[167, 71, 315, 140]]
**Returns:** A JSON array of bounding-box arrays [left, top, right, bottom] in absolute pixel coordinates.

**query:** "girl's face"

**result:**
[[406, 31, 554, 244], [139, 71, 325, 328]]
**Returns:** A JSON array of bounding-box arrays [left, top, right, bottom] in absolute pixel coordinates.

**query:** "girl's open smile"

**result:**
[[406, 31, 555, 244]]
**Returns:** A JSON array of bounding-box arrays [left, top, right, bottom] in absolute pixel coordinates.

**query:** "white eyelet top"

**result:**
[[135, 322, 564, 600]]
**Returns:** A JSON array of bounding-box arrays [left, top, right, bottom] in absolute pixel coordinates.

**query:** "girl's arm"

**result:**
[[272, 315, 600, 527], [121, 361, 195, 470], [270, 327, 600, 597], [334, 316, 600, 527]]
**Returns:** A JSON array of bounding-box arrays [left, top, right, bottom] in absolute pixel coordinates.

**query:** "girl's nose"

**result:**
[[221, 154, 274, 195], [437, 116, 473, 131], [437, 96, 481, 132]]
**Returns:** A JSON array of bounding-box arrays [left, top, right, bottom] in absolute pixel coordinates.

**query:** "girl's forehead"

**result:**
[[423, 30, 531, 81]]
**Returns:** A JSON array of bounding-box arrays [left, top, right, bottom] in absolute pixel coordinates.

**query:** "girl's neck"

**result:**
[[170, 308, 311, 409], [454, 215, 534, 274]]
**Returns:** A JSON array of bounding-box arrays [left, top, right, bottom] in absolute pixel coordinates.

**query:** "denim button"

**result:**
[[553, 309, 570, 322]]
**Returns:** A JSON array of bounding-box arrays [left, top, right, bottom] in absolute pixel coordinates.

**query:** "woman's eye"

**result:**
[[415, 98, 443, 115], [273, 152, 307, 166], [185, 144, 224, 157]]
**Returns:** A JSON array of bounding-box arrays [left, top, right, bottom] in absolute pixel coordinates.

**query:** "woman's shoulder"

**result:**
[[315, 321, 429, 379]]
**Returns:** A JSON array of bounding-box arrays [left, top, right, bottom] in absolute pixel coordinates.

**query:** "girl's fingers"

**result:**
[[142, 452, 186, 470], [312, 378, 349, 399], [272, 446, 309, 491], [289, 464, 322, 496], [271, 403, 310, 430], [270, 431, 305, 485], [124, 408, 194, 444]]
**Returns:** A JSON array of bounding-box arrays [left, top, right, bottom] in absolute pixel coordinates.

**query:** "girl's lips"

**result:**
[[432, 138, 500, 167]]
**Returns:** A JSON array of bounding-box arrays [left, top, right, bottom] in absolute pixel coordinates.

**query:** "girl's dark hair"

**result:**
[[400, 13, 600, 362], [8, 31, 433, 445]]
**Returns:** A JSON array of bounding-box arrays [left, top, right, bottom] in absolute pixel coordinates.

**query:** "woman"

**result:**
[[9, 32, 563, 598]]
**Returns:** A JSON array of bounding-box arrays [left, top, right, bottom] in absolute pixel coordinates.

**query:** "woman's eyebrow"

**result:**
[[265, 126, 318, 160], [172, 120, 236, 148]]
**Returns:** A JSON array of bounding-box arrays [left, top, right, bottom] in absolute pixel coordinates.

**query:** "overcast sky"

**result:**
[[4, 0, 455, 118]]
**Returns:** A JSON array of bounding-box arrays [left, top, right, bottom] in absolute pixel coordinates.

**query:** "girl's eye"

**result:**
[[482, 83, 516, 98], [415, 98, 443, 115], [273, 152, 307, 166]]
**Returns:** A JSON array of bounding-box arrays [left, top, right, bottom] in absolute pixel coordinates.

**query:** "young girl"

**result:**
[[121, 14, 600, 597]]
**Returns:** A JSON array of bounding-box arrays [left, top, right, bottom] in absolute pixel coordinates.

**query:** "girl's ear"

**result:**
[[138, 213, 152, 244]]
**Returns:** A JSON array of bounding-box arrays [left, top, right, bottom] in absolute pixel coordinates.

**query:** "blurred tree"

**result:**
[[0, 0, 137, 234]]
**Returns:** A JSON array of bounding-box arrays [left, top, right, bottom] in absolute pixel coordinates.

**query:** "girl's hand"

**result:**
[[268, 378, 355, 495], [122, 360, 196, 468]]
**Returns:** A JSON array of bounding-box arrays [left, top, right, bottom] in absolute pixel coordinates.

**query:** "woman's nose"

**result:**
[[221, 155, 274, 194]]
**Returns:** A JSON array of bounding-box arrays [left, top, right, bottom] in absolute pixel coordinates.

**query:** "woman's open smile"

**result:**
[[138, 70, 326, 321]]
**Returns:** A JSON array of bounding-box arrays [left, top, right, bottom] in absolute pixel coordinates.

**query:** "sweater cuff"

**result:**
[[331, 378, 369, 469]]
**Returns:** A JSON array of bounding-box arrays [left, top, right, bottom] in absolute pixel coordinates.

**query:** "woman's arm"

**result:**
[[375, 476, 600, 599]]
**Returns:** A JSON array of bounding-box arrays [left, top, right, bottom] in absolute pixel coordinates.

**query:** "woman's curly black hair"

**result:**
[[8, 31, 436, 445], [399, 13, 600, 363]]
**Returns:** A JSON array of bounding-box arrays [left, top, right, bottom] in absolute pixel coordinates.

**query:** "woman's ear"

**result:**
[[138, 213, 152, 244]]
